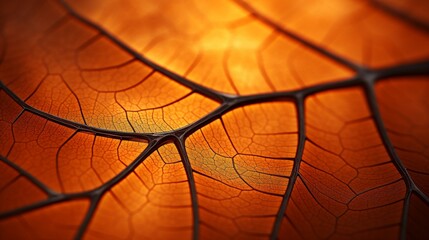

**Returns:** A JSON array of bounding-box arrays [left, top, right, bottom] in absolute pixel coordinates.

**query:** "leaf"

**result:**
[[0, 200, 89, 239], [376, 78, 429, 196], [0, 0, 219, 133], [186, 102, 296, 238], [241, 0, 429, 67], [0, 90, 147, 193], [86, 144, 193, 239], [282, 88, 405, 239], [0, 0, 429, 239], [66, 0, 354, 95]]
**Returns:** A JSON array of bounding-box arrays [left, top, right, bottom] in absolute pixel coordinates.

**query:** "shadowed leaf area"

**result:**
[[0, 0, 428, 239]]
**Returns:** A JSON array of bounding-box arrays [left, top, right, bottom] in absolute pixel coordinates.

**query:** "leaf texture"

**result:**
[[0, 0, 429, 239]]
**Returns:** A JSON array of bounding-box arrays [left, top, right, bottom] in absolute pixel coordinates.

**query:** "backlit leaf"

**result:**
[[0, 0, 428, 239]]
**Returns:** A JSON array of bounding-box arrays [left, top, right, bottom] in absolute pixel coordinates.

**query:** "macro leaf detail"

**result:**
[[0, 0, 429, 239]]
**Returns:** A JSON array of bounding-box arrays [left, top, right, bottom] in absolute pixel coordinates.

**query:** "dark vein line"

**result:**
[[74, 194, 101, 240], [374, 60, 429, 79], [80, 58, 136, 72], [270, 96, 305, 240], [0, 175, 19, 193], [413, 186, 429, 204], [114, 93, 137, 133], [79, 68, 154, 94], [0, 191, 88, 219], [371, 0, 429, 33], [298, 174, 341, 217], [0, 81, 152, 141], [125, 92, 194, 112], [0, 155, 57, 196], [60, 0, 230, 103], [231, 0, 362, 71], [1, 2, 429, 239], [300, 160, 357, 196], [0, 139, 161, 220], [3, 58, 427, 144], [347, 179, 404, 205], [59, 74, 89, 125], [363, 80, 413, 240], [414, 190, 429, 207], [93, 139, 160, 193], [408, 169, 429, 176], [217, 118, 287, 196], [174, 138, 200, 240], [55, 131, 78, 193], [5, 109, 24, 158], [193, 170, 250, 193], [23, 74, 48, 102]]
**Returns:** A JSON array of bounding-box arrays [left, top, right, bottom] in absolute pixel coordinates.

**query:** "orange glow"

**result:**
[[376, 78, 429, 196], [0, 0, 428, 239], [1, 92, 147, 193], [247, 0, 429, 67], [86, 144, 192, 239], [185, 102, 297, 238], [0, 200, 89, 239], [67, 0, 354, 95], [281, 88, 405, 239]]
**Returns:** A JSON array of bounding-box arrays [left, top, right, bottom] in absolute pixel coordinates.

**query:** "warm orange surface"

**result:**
[[379, 0, 429, 25], [407, 194, 429, 239], [0, 161, 47, 213], [186, 102, 296, 239], [246, 0, 429, 67], [0, 200, 89, 239], [281, 88, 405, 239], [376, 78, 429, 196], [0, 0, 219, 133], [0, 0, 428, 239], [0, 92, 147, 193], [86, 144, 192, 239], [66, 0, 354, 95]]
